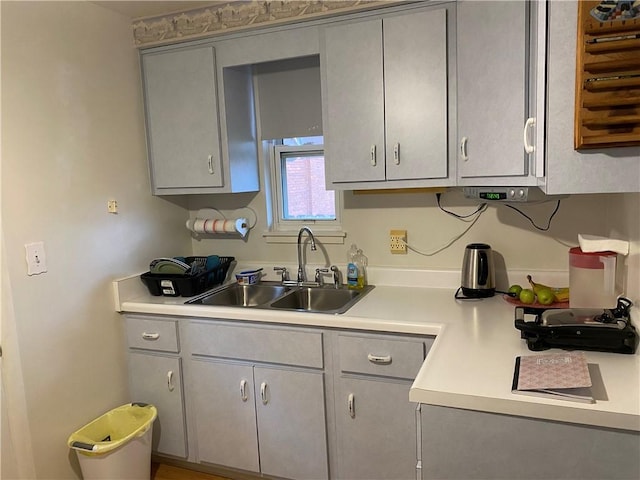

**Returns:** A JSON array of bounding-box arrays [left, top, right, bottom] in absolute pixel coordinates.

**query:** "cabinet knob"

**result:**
[[167, 370, 175, 392], [460, 137, 469, 161], [348, 393, 355, 418], [370, 145, 377, 166], [240, 379, 248, 402], [393, 143, 400, 165], [367, 353, 392, 365], [207, 155, 214, 174], [260, 381, 268, 405], [142, 332, 159, 340], [523, 117, 536, 154]]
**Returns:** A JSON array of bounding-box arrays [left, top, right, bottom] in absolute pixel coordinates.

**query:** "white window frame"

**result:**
[[264, 143, 345, 244]]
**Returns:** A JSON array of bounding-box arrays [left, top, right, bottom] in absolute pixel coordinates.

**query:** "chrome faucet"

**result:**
[[297, 227, 317, 282], [330, 265, 341, 288]]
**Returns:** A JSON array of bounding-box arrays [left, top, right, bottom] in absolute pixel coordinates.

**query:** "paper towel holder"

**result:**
[[186, 207, 257, 238]]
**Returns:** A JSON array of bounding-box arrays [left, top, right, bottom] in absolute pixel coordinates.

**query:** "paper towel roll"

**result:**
[[186, 217, 249, 237]]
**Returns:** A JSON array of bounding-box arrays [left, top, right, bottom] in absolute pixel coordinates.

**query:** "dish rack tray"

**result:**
[[141, 256, 235, 297]]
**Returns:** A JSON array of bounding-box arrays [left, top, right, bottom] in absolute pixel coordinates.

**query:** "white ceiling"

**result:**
[[92, 1, 222, 19]]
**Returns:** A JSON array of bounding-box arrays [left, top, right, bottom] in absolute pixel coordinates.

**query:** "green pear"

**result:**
[[536, 288, 556, 306], [519, 288, 535, 304]]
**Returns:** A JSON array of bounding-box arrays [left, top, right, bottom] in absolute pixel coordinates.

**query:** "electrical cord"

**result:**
[[502, 200, 562, 231], [436, 193, 487, 220], [403, 199, 488, 257]]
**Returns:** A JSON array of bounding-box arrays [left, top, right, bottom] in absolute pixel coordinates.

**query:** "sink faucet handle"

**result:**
[[315, 268, 329, 285], [273, 266, 289, 283], [330, 265, 341, 288]]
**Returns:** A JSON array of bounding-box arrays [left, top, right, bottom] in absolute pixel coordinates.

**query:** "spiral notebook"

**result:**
[[512, 352, 594, 404]]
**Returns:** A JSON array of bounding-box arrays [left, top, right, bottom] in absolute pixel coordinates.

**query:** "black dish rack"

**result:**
[[141, 256, 234, 297]]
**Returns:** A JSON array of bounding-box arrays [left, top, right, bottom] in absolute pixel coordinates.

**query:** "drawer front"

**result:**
[[338, 334, 431, 379], [126, 316, 179, 353], [188, 321, 323, 369]]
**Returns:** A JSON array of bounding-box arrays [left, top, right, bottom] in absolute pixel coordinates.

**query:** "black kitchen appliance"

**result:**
[[514, 297, 638, 354], [458, 243, 496, 298]]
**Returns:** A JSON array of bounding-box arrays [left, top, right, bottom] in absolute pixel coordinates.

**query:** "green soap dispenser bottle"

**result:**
[[347, 244, 359, 290]]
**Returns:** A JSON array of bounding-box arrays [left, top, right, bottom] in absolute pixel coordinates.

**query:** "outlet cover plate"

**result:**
[[390, 230, 407, 254]]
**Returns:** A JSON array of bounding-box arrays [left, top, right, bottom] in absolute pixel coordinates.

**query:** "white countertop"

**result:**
[[114, 269, 640, 433]]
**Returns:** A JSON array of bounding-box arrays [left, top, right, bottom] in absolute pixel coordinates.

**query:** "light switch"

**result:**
[[25, 242, 47, 276]]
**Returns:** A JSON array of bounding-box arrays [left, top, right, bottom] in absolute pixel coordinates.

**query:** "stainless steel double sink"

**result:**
[[186, 281, 374, 314]]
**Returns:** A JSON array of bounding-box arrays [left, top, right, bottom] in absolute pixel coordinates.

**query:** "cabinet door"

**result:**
[[129, 352, 187, 458], [335, 377, 417, 480], [323, 18, 386, 184], [384, 9, 448, 181], [190, 359, 259, 473], [457, 1, 529, 178], [142, 46, 223, 191], [255, 366, 329, 480]]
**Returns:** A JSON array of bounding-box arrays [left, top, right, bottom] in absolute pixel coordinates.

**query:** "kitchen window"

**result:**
[[266, 136, 344, 242], [255, 56, 345, 243]]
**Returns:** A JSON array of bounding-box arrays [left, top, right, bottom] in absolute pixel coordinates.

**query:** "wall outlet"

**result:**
[[390, 229, 407, 254]]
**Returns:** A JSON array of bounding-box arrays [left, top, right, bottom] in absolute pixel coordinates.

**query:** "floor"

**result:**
[[151, 463, 231, 480]]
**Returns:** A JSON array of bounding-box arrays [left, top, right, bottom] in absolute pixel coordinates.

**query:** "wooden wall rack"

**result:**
[[575, 1, 640, 149]]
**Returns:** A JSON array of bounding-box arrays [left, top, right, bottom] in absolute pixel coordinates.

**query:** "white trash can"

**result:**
[[67, 403, 157, 480]]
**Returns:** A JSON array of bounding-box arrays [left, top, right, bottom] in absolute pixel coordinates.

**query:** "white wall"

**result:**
[[606, 193, 640, 304], [1, 2, 191, 478]]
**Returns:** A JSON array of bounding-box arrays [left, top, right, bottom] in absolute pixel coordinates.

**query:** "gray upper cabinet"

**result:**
[[321, 4, 454, 190], [542, 0, 640, 194], [456, 1, 541, 186], [141, 44, 259, 195]]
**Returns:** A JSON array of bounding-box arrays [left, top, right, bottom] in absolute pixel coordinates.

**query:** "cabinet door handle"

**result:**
[[393, 143, 400, 165], [348, 393, 355, 418], [523, 117, 536, 154], [260, 381, 268, 405], [167, 371, 175, 392], [367, 353, 392, 364], [240, 379, 248, 402], [460, 137, 469, 161], [370, 145, 377, 166], [207, 155, 214, 174], [141, 332, 159, 340]]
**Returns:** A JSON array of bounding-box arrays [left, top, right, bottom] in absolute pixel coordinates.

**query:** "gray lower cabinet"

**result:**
[[420, 404, 640, 480], [333, 332, 432, 480], [255, 365, 327, 480], [125, 315, 188, 458], [186, 320, 329, 480], [126, 315, 435, 479], [335, 377, 418, 480]]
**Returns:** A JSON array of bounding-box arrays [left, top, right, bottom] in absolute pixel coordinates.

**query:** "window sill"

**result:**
[[262, 230, 346, 245]]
